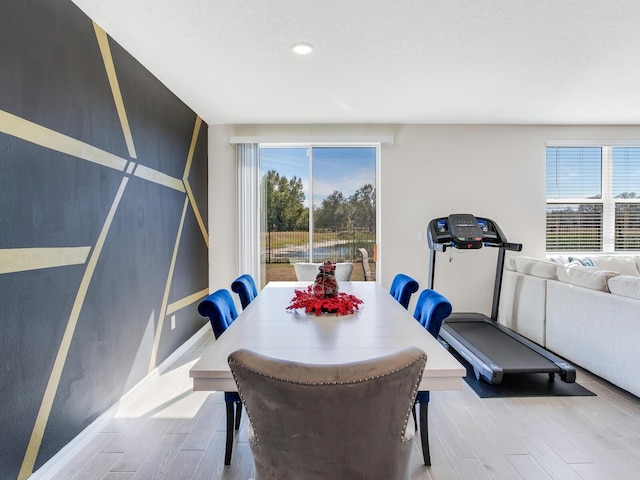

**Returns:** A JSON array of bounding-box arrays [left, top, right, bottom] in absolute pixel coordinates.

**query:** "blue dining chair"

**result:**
[[411, 288, 453, 465], [197, 289, 242, 465], [389, 273, 419, 309], [231, 274, 258, 310]]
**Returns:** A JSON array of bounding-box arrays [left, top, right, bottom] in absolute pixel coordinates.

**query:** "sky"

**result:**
[[260, 146, 376, 206]]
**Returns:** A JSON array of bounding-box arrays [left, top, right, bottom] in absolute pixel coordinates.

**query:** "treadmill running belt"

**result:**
[[446, 321, 558, 371]]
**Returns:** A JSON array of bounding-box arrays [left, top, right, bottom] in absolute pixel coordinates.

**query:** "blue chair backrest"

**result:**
[[231, 274, 258, 310], [413, 289, 453, 338], [389, 273, 419, 309], [198, 289, 238, 339]]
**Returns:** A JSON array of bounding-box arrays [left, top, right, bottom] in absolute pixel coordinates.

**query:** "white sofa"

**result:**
[[498, 255, 640, 398]]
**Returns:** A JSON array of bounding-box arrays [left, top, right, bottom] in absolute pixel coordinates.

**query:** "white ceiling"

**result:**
[[71, 0, 640, 125]]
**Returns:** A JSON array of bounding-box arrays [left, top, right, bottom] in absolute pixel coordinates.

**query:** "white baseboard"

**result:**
[[29, 324, 210, 480]]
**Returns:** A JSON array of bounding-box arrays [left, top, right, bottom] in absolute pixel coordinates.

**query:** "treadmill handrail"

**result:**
[[427, 214, 522, 319]]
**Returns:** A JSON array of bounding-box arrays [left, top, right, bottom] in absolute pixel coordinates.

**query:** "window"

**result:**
[[546, 145, 640, 252], [613, 147, 640, 250], [260, 145, 378, 284]]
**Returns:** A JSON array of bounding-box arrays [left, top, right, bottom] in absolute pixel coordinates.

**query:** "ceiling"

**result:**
[[71, 0, 640, 125]]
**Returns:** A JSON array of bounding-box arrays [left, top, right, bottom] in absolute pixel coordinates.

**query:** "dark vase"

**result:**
[[312, 261, 339, 298]]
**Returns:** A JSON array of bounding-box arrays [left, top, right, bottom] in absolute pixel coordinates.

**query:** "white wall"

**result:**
[[209, 124, 640, 313], [208, 124, 238, 293], [381, 125, 547, 314]]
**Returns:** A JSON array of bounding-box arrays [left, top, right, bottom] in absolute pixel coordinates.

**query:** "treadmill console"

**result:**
[[448, 214, 484, 249], [427, 213, 518, 252]]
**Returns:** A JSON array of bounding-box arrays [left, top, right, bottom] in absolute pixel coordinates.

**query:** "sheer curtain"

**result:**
[[236, 143, 261, 282]]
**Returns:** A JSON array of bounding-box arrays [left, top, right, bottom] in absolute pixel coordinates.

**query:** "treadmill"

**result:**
[[428, 214, 576, 385]]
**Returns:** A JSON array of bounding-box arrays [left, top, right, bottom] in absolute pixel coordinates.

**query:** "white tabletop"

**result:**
[[190, 281, 466, 392]]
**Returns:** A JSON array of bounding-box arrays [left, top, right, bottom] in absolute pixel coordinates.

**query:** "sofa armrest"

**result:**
[[546, 281, 640, 398], [498, 270, 547, 347]]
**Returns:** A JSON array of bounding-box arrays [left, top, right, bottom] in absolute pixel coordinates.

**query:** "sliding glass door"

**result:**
[[260, 145, 377, 285], [261, 147, 309, 283]]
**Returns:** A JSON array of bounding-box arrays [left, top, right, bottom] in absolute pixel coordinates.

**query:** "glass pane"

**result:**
[[546, 204, 602, 251], [311, 147, 377, 273], [546, 147, 601, 200], [612, 147, 640, 199], [260, 148, 309, 284], [615, 203, 640, 251]]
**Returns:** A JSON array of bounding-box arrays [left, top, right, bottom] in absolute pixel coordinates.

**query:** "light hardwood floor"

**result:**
[[51, 328, 640, 480]]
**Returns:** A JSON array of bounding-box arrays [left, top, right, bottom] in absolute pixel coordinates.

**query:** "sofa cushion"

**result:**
[[592, 256, 640, 276], [556, 264, 618, 292], [513, 256, 558, 280], [608, 275, 640, 300]]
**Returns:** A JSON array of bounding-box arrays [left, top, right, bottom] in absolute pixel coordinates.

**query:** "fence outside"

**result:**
[[262, 228, 376, 283], [263, 228, 375, 263]]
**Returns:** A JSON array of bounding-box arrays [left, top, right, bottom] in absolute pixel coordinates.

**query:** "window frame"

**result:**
[[258, 142, 381, 282], [546, 142, 640, 254]]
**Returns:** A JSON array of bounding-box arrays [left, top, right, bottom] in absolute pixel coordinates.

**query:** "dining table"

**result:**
[[190, 281, 466, 392]]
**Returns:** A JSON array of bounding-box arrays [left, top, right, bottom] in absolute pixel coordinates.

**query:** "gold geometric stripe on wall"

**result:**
[[93, 22, 137, 160], [11, 14, 207, 479], [148, 196, 190, 373], [18, 177, 130, 480], [0, 110, 128, 171], [182, 116, 201, 181], [135, 164, 186, 192], [183, 116, 209, 247], [166, 287, 209, 316], [0, 247, 91, 275], [0, 108, 185, 193]]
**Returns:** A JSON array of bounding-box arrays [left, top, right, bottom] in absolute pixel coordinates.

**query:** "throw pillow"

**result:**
[[568, 256, 596, 267]]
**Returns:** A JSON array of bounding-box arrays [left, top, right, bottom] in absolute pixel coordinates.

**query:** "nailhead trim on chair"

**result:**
[[229, 353, 427, 445]]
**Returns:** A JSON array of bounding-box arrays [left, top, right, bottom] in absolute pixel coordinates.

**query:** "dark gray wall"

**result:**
[[0, 1, 209, 478]]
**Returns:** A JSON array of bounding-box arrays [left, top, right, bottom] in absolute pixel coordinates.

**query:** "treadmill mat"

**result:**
[[447, 349, 595, 398], [446, 321, 558, 371]]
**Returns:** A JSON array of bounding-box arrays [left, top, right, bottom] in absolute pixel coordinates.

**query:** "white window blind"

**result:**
[[546, 145, 640, 253], [546, 147, 603, 252], [613, 147, 640, 250]]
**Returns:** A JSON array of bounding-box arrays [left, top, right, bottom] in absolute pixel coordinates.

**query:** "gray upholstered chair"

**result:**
[[228, 347, 427, 480]]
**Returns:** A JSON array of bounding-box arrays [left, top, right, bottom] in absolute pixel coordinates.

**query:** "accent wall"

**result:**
[[0, 1, 209, 479]]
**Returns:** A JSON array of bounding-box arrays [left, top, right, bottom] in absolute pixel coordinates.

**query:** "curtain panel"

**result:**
[[236, 143, 261, 281]]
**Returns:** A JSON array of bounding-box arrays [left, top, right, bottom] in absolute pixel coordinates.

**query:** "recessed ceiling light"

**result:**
[[291, 42, 314, 55]]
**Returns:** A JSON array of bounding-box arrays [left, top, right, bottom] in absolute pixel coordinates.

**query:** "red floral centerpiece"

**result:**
[[287, 261, 363, 316]]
